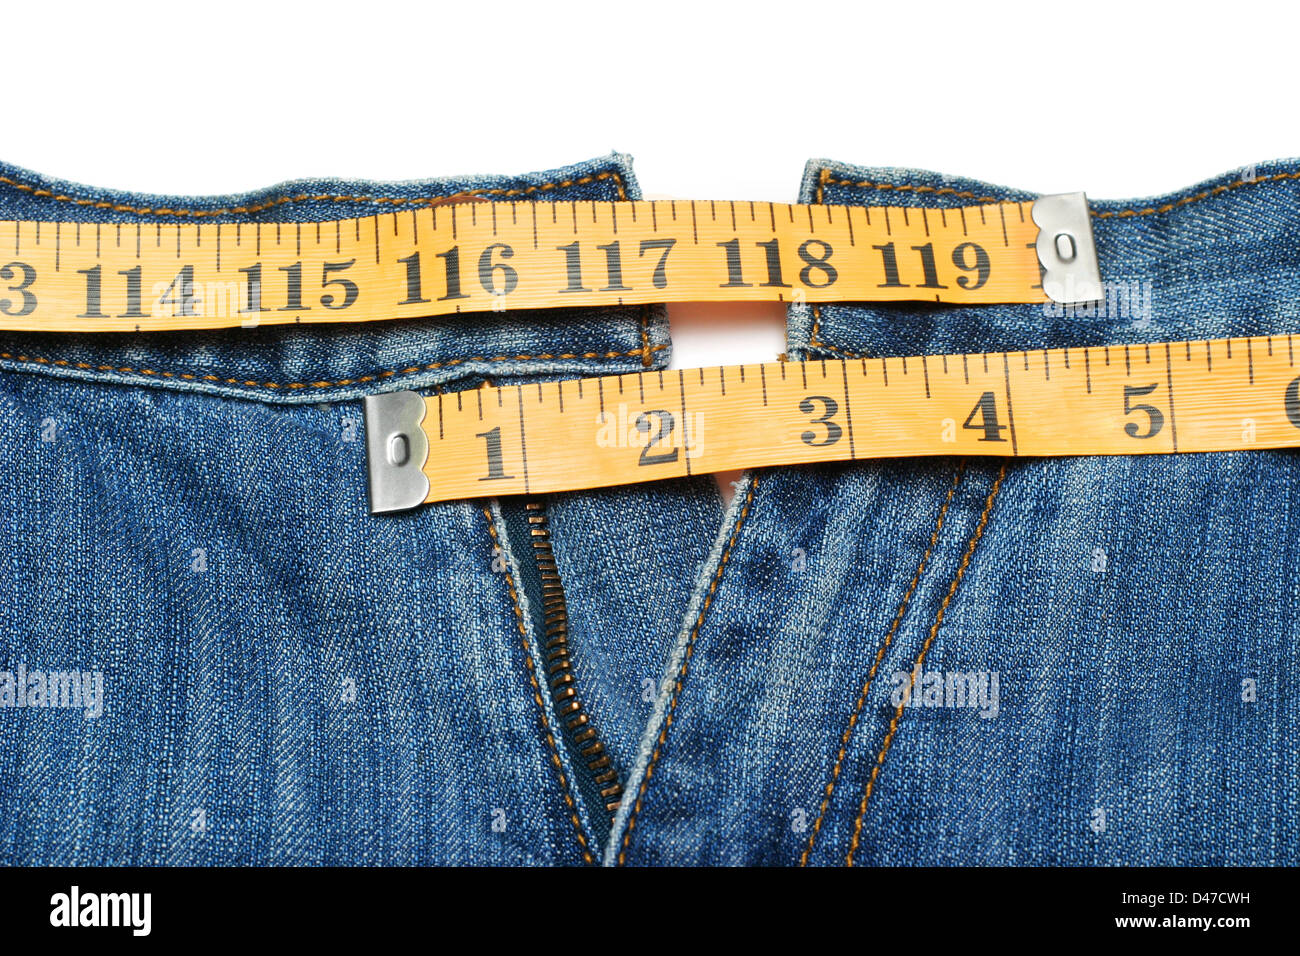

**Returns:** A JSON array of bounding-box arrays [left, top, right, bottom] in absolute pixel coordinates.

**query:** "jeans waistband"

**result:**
[[790, 157, 1300, 361], [0, 153, 669, 403]]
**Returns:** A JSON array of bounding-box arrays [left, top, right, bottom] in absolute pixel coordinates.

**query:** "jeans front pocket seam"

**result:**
[[844, 460, 1009, 866], [798, 460, 967, 866]]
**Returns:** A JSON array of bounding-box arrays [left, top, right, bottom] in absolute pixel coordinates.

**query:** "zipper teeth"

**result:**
[[525, 501, 624, 817]]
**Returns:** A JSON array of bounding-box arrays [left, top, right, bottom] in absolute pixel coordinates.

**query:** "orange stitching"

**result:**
[[0, 170, 626, 218], [1091, 170, 1300, 218], [844, 461, 1008, 866], [798, 462, 965, 866], [480, 505, 596, 865], [0, 344, 666, 390], [616, 476, 760, 865], [816, 168, 1300, 219]]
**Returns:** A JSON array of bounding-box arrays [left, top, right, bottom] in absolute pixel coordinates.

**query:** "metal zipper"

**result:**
[[524, 500, 624, 818]]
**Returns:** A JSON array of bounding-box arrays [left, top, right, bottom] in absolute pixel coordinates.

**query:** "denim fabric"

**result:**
[[608, 160, 1300, 865], [2, 154, 1296, 867], [0, 154, 719, 865]]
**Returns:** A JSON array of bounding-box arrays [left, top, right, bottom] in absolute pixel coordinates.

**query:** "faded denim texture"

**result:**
[[1, 154, 1295, 866]]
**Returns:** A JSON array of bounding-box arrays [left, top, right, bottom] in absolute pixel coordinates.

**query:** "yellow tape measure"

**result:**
[[364, 335, 1300, 512], [0, 195, 1099, 333]]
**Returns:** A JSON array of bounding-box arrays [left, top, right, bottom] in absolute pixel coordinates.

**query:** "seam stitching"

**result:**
[[798, 462, 965, 866], [817, 169, 1300, 217], [844, 460, 1009, 866], [0, 170, 624, 218], [480, 505, 596, 865], [616, 475, 761, 865], [0, 344, 667, 390]]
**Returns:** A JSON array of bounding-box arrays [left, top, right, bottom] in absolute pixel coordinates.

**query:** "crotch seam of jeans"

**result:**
[[480, 504, 596, 865], [615, 475, 761, 866], [844, 460, 1009, 867], [798, 461, 967, 866], [0, 339, 665, 391], [0, 169, 628, 217]]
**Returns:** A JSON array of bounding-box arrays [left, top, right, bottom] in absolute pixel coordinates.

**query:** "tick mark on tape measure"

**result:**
[[557, 380, 564, 413], [760, 364, 768, 405], [638, 374, 645, 403], [1084, 349, 1092, 393], [846, 207, 856, 247], [691, 201, 699, 243], [959, 208, 968, 236], [922, 354, 931, 398], [678, 368, 693, 477], [963, 353, 970, 385], [515, 386, 531, 493], [999, 205, 1009, 247], [1163, 342, 1179, 452], [1002, 352, 1019, 456], [921, 208, 930, 238]]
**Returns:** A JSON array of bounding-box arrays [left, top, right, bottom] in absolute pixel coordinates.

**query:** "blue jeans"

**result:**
[[0, 154, 1295, 865]]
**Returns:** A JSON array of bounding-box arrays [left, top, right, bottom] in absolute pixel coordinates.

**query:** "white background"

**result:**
[[5, 0, 1293, 372]]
